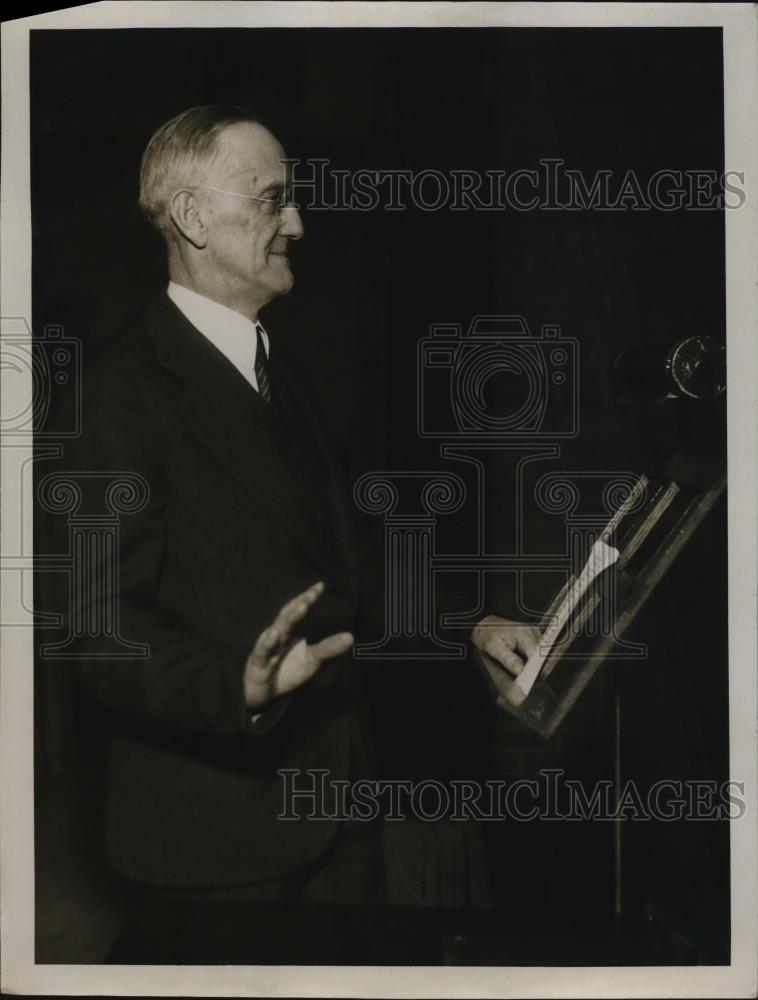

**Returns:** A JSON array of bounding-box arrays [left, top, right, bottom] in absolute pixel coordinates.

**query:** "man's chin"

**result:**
[[266, 270, 294, 298]]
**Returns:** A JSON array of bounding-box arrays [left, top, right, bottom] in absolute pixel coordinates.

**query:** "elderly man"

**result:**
[[68, 106, 537, 947]]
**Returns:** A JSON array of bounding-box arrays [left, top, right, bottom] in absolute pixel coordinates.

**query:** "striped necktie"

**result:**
[[254, 324, 273, 404]]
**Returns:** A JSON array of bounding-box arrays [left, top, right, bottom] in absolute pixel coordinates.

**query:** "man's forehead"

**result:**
[[214, 122, 287, 185]]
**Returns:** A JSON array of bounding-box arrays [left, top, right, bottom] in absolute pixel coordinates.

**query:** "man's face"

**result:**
[[200, 122, 303, 312]]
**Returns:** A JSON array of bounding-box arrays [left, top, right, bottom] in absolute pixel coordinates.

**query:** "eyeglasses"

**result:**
[[196, 184, 295, 215]]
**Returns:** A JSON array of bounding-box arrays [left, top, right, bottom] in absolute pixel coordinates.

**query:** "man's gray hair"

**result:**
[[139, 105, 262, 238]]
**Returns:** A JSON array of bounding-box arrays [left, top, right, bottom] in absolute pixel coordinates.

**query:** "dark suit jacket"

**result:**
[[62, 293, 372, 888]]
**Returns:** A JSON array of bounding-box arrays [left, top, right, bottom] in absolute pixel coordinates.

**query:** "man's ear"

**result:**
[[168, 189, 208, 249]]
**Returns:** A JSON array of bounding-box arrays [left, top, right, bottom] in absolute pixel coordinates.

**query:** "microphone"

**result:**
[[613, 336, 726, 401]]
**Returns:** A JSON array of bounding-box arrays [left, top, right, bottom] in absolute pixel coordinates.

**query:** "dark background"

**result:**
[[32, 27, 729, 964]]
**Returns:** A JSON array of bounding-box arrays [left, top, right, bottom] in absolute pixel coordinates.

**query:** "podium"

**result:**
[[475, 453, 726, 737]]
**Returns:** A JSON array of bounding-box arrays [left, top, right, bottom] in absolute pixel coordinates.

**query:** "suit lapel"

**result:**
[[145, 294, 338, 583], [271, 359, 358, 581]]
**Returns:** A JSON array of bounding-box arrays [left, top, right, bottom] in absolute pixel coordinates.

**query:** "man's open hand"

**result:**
[[243, 582, 353, 710], [470, 614, 541, 677]]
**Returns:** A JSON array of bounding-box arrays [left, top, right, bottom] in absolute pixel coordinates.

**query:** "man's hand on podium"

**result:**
[[470, 614, 541, 677], [243, 581, 354, 710]]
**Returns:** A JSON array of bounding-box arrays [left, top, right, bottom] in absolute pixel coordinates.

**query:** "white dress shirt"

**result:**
[[167, 281, 270, 393]]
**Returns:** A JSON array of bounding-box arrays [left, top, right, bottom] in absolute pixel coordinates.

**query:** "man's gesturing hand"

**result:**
[[243, 582, 354, 711], [470, 614, 541, 677]]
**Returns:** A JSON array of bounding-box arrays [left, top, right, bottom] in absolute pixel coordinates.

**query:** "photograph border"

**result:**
[[2, 3, 756, 996]]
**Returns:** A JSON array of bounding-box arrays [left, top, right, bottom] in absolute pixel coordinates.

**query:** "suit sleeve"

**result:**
[[61, 365, 291, 737]]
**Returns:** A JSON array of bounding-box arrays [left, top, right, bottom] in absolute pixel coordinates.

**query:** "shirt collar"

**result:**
[[167, 282, 269, 387]]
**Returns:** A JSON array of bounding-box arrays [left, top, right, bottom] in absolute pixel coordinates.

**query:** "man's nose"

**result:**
[[279, 205, 304, 241]]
